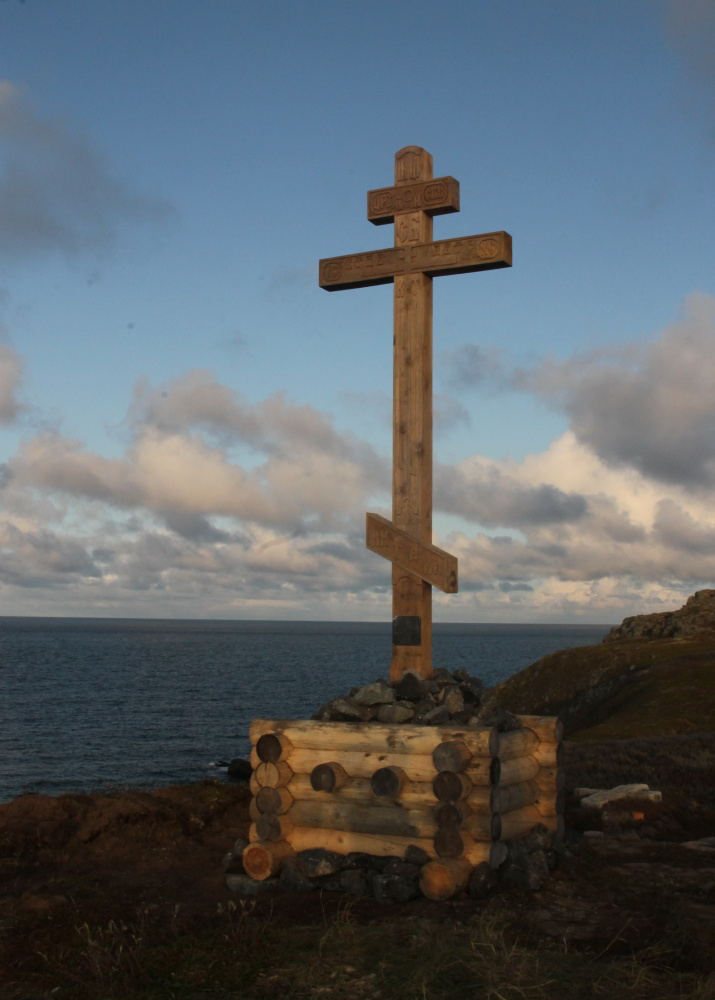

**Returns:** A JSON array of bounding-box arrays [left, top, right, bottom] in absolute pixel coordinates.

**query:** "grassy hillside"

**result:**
[[491, 636, 715, 740]]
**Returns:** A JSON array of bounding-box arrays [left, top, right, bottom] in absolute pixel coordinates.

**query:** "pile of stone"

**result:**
[[312, 667, 523, 732], [224, 822, 570, 901]]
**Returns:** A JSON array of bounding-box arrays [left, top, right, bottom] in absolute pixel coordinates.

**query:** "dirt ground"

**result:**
[[1, 733, 714, 996]]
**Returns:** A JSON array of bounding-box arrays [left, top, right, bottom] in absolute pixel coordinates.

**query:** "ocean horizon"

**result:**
[[0, 617, 613, 804]]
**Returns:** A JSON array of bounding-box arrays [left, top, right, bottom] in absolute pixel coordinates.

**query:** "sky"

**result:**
[[1, 0, 714, 623]]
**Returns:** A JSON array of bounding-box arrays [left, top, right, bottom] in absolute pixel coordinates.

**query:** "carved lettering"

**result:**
[[366, 513, 458, 593]]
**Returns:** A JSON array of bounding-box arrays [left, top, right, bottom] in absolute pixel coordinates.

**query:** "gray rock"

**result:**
[[440, 686, 464, 715], [319, 868, 371, 895], [395, 670, 429, 701], [225, 873, 279, 895], [403, 844, 431, 866], [223, 851, 246, 875], [545, 849, 560, 870], [422, 704, 451, 726], [233, 837, 249, 857], [227, 757, 252, 781], [359, 703, 380, 722], [518, 823, 554, 853], [327, 697, 363, 721], [383, 859, 420, 879], [353, 681, 395, 706], [371, 872, 420, 903], [279, 860, 316, 892], [295, 848, 345, 878], [452, 668, 472, 683], [469, 861, 498, 899], [344, 852, 398, 872], [377, 701, 415, 723], [432, 667, 454, 688], [502, 849, 550, 890]]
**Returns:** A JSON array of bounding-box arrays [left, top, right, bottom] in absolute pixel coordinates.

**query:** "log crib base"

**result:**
[[231, 715, 564, 901]]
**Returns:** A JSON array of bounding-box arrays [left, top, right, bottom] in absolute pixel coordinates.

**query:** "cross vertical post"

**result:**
[[391, 146, 435, 681], [319, 147, 511, 682]]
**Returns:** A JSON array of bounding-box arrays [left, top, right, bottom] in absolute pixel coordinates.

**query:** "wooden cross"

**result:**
[[319, 147, 511, 682]]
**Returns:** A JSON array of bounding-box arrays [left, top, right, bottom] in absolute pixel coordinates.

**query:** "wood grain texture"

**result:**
[[419, 857, 472, 901], [249, 718, 497, 757], [242, 840, 294, 881]]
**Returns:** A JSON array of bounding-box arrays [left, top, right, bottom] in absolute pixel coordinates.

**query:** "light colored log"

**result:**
[[249, 718, 496, 757], [497, 755, 539, 787], [464, 811, 501, 842], [491, 780, 539, 815], [517, 715, 563, 743], [255, 812, 295, 843], [250, 772, 260, 797], [465, 785, 498, 811], [530, 742, 564, 767], [533, 788, 565, 817], [255, 732, 293, 763], [465, 757, 497, 786], [255, 785, 294, 815], [285, 747, 438, 783], [495, 728, 538, 760], [288, 772, 437, 809], [420, 858, 472, 901], [533, 765, 565, 793], [253, 760, 293, 788], [289, 799, 437, 840], [242, 839, 294, 881], [433, 771, 473, 803], [310, 762, 348, 792], [285, 824, 436, 860]]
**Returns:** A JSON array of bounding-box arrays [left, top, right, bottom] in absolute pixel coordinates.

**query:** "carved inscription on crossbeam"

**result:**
[[319, 231, 512, 291], [367, 176, 460, 225], [366, 513, 458, 594]]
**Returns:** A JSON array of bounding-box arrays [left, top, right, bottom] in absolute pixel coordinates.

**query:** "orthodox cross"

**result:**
[[319, 146, 511, 681]]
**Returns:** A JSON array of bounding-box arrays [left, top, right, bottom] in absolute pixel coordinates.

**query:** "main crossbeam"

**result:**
[[319, 231, 511, 291]]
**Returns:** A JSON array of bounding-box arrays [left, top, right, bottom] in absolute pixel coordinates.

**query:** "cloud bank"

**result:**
[[1, 294, 714, 620]]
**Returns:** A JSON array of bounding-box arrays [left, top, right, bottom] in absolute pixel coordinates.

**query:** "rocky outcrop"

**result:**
[[603, 589, 715, 643]]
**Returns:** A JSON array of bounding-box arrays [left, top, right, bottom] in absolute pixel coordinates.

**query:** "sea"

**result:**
[[0, 618, 612, 804]]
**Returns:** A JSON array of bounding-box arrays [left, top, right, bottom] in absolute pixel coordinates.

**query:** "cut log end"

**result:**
[[371, 765, 407, 798], [434, 802, 463, 828], [242, 839, 294, 880], [310, 761, 348, 793], [432, 740, 472, 773], [433, 770, 472, 803], [434, 827, 465, 858], [420, 858, 473, 901]]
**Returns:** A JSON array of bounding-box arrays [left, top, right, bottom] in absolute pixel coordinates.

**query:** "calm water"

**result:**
[[0, 618, 612, 803]]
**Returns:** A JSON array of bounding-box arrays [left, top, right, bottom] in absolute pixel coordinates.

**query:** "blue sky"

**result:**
[[1, 0, 714, 622]]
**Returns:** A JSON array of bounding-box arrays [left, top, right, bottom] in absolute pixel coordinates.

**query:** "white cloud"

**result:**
[[513, 293, 715, 487]]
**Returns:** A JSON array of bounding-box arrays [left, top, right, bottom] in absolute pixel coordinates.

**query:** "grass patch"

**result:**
[[3, 894, 714, 999]]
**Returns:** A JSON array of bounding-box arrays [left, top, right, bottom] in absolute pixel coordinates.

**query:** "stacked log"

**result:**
[[244, 714, 564, 897], [491, 716, 565, 843]]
